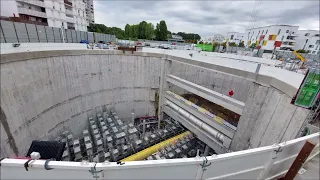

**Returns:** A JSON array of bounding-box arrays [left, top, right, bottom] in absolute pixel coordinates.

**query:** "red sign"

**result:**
[[228, 90, 234, 97], [274, 41, 282, 47]]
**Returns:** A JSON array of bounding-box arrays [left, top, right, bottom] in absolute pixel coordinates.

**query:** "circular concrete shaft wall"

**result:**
[[0, 53, 161, 157], [0, 50, 308, 158]]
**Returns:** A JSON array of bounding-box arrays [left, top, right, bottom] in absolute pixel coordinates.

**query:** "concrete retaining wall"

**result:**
[[0, 53, 161, 157], [169, 60, 309, 151], [0, 50, 308, 157]]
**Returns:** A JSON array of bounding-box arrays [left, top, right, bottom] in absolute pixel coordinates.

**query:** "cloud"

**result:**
[[94, 0, 319, 37]]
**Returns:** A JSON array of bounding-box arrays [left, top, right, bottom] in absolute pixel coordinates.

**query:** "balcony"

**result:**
[[67, 26, 75, 30], [66, 16, 74, 23], [16, 0, 45, 7], [18, 7, 46, 18], [283, 38, 296, 43], [281, 43, 295, 48], [64, 0, 72, 6], [65, 9, 73, 15], [0, 17, 48, 26]]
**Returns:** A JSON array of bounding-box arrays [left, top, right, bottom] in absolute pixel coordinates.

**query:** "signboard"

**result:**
[[294, 68, 320, 108]]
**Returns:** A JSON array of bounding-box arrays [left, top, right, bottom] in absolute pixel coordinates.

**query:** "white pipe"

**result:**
[[166, 100, 225, 142]]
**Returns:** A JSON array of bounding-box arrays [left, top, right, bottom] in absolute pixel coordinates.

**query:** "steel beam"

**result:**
[[165, 93, 235, 138], [167, 75, 245, 115], [164, 106, 228, 154]]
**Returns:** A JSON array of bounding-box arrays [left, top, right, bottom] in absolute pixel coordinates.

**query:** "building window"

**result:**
[[312, 51, 316, 54], [316, 46, 318, 50], [53, 6, 55, 9], [262, 30, 264, 34], [305, 33, 310, 36], [315, 34, 320, 37], [309, 45, 314, 48], [292, 32, 294, 34], [286, 30, 289, 33], [316, 40, 320, 45], [266, 30, 268, 34], [278, 29, 281, 35], [230, 35, 234, 40], [281, 36, 284, 41]]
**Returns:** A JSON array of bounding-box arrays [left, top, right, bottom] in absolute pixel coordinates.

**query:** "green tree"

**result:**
[[156, 20, 168, 41], [296, 49, 307, 53], [229, 42, 237, 47], [138, 21, 148, 39], [145, 23, 154, 40], [124, 24, 131, 38], [249, 43, 256, 48], [239, 41, 245, 47]]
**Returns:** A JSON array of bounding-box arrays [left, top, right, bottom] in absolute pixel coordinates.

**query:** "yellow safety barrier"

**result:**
[[293, 50, 306, 62], [121, 131, 191, 162]]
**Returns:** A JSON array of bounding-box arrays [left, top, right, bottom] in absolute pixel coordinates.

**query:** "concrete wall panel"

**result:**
[[0, 54, 161, 156], [259, 95, 297, 147]]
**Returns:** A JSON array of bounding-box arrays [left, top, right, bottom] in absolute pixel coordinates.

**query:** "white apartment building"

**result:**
[[225, 32, 245, 45], [245, 25, 299, 52], [201, 34, 225, 43], [0, 0, 88, 31], [295, 30, 320, 54], [85, 0, 94, 24]]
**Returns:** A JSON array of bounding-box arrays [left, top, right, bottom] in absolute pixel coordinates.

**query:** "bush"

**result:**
[[296, 49, 307, 53], [229, 42, 237, 47]]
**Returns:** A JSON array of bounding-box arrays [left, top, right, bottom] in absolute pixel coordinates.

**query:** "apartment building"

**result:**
[[85, 0, 94, 24], [295, 30, 320, 54], [0, 0, 88, 31], [201, 34, 225, 43], [225, 32, 245, 45], [245, 25, 299, 51]]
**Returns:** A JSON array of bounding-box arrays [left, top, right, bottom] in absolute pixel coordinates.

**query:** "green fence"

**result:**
[[195, 44, 215, 52]]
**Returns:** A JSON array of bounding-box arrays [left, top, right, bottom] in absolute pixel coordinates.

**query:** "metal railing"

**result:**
[[64, 0, 72, 6], [17, 7, 46, 18], [0, 20, 116, 43], [16, 0, 45, 7]]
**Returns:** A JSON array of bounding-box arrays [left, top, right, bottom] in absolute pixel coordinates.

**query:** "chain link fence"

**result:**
[[0, 20, 116, 44]]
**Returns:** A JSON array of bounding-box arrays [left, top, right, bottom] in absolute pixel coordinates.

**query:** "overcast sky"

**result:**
[[94, 0, 319, 37]]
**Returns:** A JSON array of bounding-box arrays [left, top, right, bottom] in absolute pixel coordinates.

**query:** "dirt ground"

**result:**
[[182, 94, 240, 127]]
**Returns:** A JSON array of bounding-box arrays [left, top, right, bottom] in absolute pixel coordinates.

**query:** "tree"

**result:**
[[296, 49, 307, 53], [155, 23, 160, 40], [145, 23, 154, 40], [229, 42, 237, 47], [212, 42, 220, 47], [124, 24, 131, 38], [249, 43, 256, 48], [221, 42, 227, 49], [138, 21, 148, 39], [156, 20, 168, 41], [239, 41, 245, 47], [176, 32, 201, 41]]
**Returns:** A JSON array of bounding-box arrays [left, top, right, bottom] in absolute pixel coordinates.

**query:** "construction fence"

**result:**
[[211, 45, 320, 61], [0, 20, 116, 44]]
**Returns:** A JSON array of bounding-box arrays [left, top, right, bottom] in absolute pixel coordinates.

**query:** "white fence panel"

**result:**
[[1, 133, 319, 179]]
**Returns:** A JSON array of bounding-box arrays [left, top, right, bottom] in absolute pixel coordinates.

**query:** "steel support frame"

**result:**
[[165, 93, 235, 138], [167, 75, 245, 115], [163, 106, 228, 154]]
